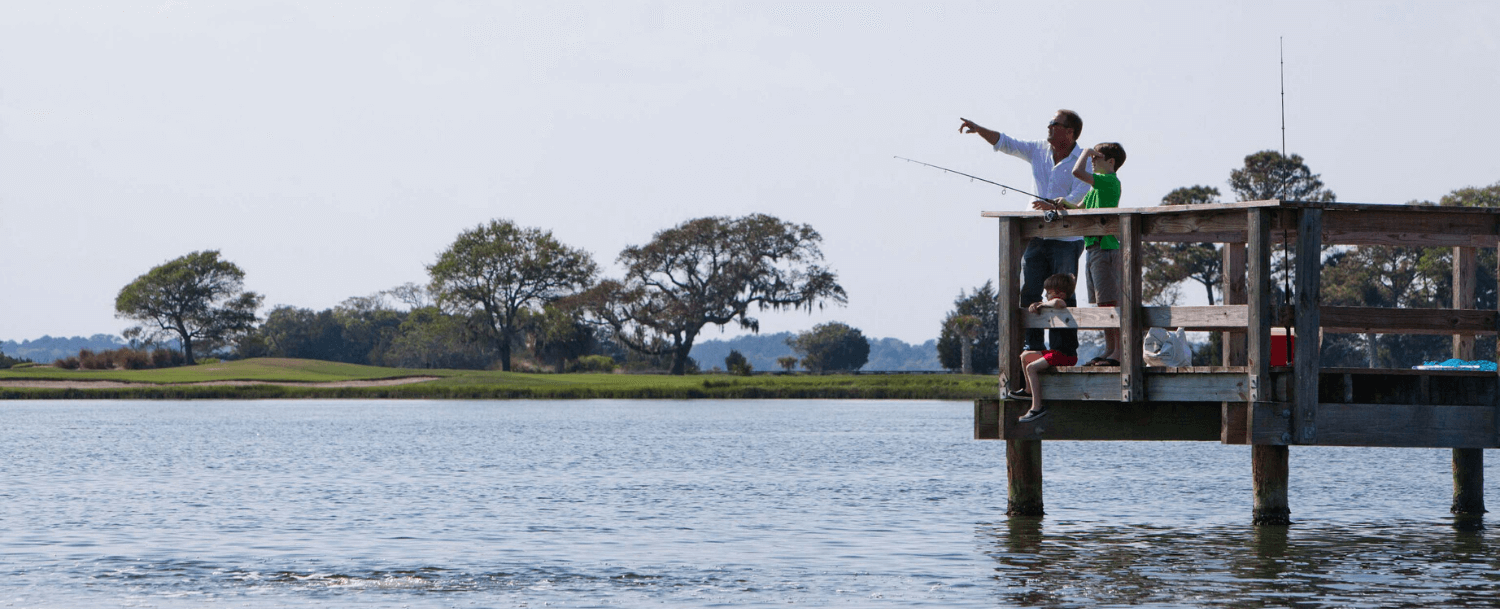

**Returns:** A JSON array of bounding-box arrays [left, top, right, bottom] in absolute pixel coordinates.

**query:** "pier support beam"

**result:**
[[1450, 246, 1486, 515], [1452, 449, 1486, 515], [1252, 444, 1290, 525], [1006, 439, 1044, 516]]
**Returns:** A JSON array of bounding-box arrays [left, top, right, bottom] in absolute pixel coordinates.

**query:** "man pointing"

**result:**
[[959, 110, 1091, 356]]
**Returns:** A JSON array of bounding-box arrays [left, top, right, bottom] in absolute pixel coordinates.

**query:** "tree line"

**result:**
[[111, 214, 855, 375]]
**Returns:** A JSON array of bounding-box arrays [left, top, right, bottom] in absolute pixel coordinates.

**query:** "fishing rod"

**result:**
[[893, 156, 1049, 201]]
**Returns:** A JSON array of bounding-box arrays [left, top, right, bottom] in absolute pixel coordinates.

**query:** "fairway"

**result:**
[[0, 358, 995, 400]]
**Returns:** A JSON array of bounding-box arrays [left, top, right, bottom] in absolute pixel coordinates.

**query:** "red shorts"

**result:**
[[1040, 350, 1078, 367]]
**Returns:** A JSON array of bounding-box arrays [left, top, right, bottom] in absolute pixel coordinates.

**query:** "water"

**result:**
[[2, 400, 1497, 607]]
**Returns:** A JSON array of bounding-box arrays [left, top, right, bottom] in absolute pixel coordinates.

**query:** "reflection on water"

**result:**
[[985, 518, 1500, 607], [2, 400, 1498, 607]]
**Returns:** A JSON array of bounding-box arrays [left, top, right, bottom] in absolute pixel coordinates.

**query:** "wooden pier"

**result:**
[[974, 200, 1497, 523]]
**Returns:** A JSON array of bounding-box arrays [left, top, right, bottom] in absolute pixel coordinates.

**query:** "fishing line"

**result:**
[[893, 156, 1050, 202]]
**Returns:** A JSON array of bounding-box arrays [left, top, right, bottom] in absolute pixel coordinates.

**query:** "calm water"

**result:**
[[2, 399, 1497, 607]]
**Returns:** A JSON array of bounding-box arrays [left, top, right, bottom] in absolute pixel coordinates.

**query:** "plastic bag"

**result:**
[[1143, 327, 1193, 368]]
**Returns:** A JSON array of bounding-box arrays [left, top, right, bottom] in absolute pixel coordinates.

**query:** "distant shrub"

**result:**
[[575, 355, 617, 373], [725, 350, 753, 376], [117, 349, 152, 370], [54, 356, 80, 370], [80, 349, 115, 370], [152, 349, 186, 368]]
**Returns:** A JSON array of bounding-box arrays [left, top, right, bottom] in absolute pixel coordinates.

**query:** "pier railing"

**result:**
[[975, 200, 1499, 519]]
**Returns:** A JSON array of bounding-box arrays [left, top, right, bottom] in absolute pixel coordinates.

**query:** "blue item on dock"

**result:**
[[1414, 358, 1497, 371]]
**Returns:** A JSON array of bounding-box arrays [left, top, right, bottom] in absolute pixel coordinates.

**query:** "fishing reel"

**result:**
[[1042, 210, 1060, 222]]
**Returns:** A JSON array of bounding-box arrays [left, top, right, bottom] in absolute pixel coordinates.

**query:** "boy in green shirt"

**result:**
[[1061, 142, 1127, 366]]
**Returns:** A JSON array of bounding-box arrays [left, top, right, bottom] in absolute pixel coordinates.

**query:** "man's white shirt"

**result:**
[[993, 134, 1092, 242]]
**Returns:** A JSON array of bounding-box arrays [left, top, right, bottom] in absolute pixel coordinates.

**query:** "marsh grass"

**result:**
[[0, 357, 994, 400]]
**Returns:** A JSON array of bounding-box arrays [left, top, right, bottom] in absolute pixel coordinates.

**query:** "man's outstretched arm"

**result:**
[[959, 117, 1000, 146]]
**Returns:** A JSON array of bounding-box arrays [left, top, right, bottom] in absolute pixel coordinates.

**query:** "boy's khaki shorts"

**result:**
[[1087, 246, 1121, 304]]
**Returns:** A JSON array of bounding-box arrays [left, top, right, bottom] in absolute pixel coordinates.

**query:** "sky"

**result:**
[[2, 1, 1497, 345]]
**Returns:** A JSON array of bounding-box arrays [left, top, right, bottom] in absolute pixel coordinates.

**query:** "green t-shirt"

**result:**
[[1081, 173, 1122, 250]]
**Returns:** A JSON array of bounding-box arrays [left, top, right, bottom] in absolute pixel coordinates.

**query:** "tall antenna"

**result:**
[[1280, 37, 1286, 157]]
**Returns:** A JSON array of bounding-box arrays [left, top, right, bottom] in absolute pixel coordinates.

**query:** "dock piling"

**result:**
[[1006, 438, 1044, 516]]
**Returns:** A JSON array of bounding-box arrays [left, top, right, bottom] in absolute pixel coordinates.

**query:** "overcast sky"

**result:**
[[3, 1, 1497, 346]]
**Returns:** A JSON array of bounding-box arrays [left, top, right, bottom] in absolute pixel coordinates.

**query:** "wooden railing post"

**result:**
[[1247, 208, 1275, 405], [1248, 207, 1289, 525], [1452, 245, 1485, 514], [1292, 207, 1323, 445], [998, 218, 1023, 396], [1119, 213, 1143, 402], [1222, 243, 1248, 366]]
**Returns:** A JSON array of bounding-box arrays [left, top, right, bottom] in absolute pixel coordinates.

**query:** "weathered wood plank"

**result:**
[[1021, 307, 1119, 329], [1015, 213, 1116, 240], [1222, 402, 1249, 444], [1292, 208, 1322, 444], [1222, 243, 1248, 366], [1247, 209, 1274, 402], [1249, 401, 1292, 445], [998, 218, 1023, 397], [1312, 403, 1498, 448], [1323, 209, 1500, 248], [975, 398, 1001, 440], [1000, 400, 1223, 441], [1319, 306, 1498, 335], [1149, 373, 1250, 402], [1454, 246, 1478, 357], [1141, 208, 1248, 242], [1120, 213, 1143, 402], [1037, 371, 1256, 401], [1022, 305, 1251, 330]]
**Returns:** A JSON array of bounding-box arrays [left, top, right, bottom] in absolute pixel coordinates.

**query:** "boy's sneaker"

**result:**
[[1017, 408, 1049, 423], [1004, 387, 1032, 400]]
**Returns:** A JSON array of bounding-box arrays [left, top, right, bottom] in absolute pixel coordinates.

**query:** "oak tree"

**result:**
[[115, 250, 262, 364], [428, 219, 598, 371], [578, 214, 846, 375]]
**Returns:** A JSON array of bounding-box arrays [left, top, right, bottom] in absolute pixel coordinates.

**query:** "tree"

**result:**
[[1228, 150, 1337, 202], [787, 322, 869, 373], [776, 355, 799, 372], [518, 304, 596, 373], [945, 314, 982, 374], [724, 350, 752, 376], [937, 282, 999, 374], [577, 214, 847, 375], [384, 306, 494, 369], [1143, 186, 1223, 305], [115, 250, 262, 364], [428, 219, 598, 371]]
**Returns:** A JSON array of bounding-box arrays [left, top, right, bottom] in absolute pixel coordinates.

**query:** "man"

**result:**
[[958, 110, 1091, 355]]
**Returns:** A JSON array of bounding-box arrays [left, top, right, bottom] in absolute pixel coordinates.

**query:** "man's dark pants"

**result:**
[[1020, 238, 1085, 354]]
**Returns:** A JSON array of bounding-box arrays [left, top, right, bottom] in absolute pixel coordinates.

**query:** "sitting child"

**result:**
[[1006, 273, 1077, 422]]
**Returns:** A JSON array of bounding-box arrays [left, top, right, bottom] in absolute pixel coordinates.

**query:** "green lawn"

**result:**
[[0, 358, 995, 400]]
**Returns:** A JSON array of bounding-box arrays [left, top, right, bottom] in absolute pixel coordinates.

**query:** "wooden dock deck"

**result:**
[[975, 200, 1498, 523]]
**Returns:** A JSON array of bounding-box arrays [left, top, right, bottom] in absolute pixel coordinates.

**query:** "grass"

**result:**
[[0, 357, 996, 400]]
